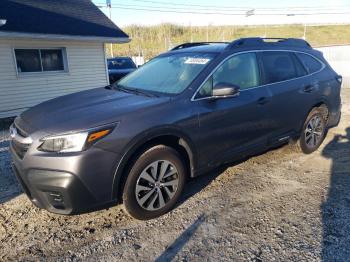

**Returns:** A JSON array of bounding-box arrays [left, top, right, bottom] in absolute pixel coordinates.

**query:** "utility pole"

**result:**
[[206, 24, 209, 42], [303, 24, 307, 40], [190, 22, 193, 43], [246, 9, 255, 17], [107, 0, 113, 57]]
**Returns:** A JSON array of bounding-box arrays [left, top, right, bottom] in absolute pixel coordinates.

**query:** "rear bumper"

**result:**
[[327, 103, 342, 128], [10, 143, 121, 215]]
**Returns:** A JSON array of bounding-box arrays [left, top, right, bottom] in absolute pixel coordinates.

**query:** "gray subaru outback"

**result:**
[[10, 38, 342, 220]]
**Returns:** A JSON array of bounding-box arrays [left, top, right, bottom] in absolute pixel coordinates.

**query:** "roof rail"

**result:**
[[171, 42, 229, 50], [226, 37, 311, 49]]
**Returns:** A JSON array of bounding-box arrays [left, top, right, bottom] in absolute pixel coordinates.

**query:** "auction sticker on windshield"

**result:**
[[184, 58, 210, 65]]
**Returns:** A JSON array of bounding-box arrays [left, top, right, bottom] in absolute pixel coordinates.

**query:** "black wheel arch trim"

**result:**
[[110, 125, 197, 200], [298, 97, 330, 132]]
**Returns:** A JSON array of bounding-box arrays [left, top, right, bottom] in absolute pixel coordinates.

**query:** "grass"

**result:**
[[109, 24, 350, 60]]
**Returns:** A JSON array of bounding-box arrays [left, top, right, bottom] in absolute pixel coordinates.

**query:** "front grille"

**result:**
[[12, 140, 30, 159]]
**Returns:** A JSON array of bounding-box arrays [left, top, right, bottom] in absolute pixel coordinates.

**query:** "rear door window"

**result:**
[[260, 51, 301, 84], [295, 53, 323, 74]]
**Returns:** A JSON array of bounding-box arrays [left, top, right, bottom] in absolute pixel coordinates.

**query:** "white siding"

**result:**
[[0, 39, 108, 118]]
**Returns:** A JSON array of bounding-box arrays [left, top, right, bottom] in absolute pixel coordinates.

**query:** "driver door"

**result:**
[[193, 52, 273, 168]]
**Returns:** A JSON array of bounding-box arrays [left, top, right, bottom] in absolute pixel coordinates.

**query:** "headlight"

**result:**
[[38, 126, 115, 153]]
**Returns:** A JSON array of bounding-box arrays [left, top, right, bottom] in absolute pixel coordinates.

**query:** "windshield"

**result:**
[[117, 53, 215, 95], [108, 58, 136, 70]]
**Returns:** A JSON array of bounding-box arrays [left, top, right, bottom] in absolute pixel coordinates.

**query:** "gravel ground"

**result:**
[[0, 90, 349, 261]]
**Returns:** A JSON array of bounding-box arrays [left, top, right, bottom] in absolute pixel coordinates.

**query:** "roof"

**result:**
[[0, 0, 129, 42]]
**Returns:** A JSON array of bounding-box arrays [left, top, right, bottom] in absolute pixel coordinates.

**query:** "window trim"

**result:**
[[13, 47, 69, 75], [191, 49, 326, 101]]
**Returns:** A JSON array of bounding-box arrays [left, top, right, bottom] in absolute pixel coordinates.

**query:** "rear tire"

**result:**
[[122, 145, 186, 220], [290, 107, 327, 154]]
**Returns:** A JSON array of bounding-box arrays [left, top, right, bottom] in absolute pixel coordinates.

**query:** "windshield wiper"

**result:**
[[115, 85, 159, 97], [130, 88, 159, 97]]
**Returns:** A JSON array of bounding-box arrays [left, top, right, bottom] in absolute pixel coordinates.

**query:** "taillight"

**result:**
[[336, 75, 343, 84]]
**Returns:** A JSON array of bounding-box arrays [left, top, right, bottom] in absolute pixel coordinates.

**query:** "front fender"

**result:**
[[110, 125, 198, 200]]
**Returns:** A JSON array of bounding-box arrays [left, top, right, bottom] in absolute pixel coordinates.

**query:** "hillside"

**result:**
[[109, 24, 350, 60]]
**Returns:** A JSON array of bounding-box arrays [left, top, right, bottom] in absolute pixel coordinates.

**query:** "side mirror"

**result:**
[[212, 83, 240, 98]]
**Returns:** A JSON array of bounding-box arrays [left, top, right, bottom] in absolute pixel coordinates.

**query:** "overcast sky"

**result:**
[[93, 0, 350, 27]]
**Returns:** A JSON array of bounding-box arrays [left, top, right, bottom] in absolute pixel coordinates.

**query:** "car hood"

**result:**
[[19, 87, 170, 135]]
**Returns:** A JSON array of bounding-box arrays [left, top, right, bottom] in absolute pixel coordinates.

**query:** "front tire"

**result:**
[[122, 145, 186, 220]]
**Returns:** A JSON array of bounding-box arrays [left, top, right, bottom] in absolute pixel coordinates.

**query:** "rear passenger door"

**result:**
[[257, 51, 313, 142]]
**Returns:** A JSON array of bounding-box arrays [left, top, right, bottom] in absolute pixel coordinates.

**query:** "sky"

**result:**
[[92, 0, 350, 27]]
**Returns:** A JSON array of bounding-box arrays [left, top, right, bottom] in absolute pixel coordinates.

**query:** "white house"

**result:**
[[0, 0, 130, 118]]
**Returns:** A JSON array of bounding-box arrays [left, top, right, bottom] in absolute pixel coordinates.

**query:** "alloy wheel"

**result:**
[[304, 115, 324, 149], [135, 160, 179, 211]]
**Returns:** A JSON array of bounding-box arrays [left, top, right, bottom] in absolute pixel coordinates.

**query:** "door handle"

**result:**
[[257, 97, 269, 105], [303, 85, 315, 93]]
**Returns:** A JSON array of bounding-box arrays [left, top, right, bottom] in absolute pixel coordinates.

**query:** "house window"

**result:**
[[14, 48, 67, 73]]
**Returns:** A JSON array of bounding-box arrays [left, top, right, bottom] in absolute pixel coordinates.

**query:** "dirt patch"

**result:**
[[0, 90, 349, 261]]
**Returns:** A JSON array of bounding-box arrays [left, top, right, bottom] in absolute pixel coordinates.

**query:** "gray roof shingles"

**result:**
[[0, 0, 129, 39]]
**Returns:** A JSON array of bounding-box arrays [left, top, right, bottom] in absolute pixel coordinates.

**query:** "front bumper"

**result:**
[[12, 166, 97, 214], [10, 142, 121, 215]]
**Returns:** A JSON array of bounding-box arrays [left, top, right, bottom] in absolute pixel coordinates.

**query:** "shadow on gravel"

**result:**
[[176, 144, 279, 209], [321, 127, 350, 261], [0, 118, 21, 204], [177, 164, 229, 208], [154, 214, 205, 262]]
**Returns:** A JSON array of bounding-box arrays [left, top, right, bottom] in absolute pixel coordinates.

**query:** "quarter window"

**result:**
[[296, 53, 323, 74], [260, 51, 301, 84], [197, 53, 260, 98], [14, 48, 67, 73]]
